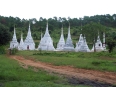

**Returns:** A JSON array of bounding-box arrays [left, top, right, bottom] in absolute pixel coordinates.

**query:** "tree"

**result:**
[[106, 37, 116, 53], [82, 22, 106, 43], [0, 23, 11, 45]]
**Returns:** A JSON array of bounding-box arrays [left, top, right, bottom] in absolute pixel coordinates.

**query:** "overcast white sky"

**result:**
[[0, 0, 115, 20]]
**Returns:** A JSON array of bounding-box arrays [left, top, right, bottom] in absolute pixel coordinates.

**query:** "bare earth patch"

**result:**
[[9, 55, 116, 86]]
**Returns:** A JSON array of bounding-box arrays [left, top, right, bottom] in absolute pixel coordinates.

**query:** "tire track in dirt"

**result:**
[[9, 55, 116, 86]]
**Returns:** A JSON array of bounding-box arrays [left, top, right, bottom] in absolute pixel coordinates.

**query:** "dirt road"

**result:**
[[10, 55, 116, 86]]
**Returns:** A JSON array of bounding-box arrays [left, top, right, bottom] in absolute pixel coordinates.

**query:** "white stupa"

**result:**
[[38, 22, 55, 51], [63, 24, 74, 51], [10, 27, 19, 49], [23, 23, 35, 50], [91, 33, 104, 52], [79, 37, 90, 52], [56, 26, 65, 51], [75, 34, 84, 52], [102, 32, 106, 50], [18, 33, 24, 50]]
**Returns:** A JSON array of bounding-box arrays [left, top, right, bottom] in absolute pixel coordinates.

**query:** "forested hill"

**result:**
[[0, 14, 116, 47]]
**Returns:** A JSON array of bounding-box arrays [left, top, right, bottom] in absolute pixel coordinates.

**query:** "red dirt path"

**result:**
[[9, 55, 116, 85]]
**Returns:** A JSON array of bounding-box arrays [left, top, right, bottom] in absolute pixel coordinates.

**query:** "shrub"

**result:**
[[0, 46, 6, 54], [10, 48, 18, 55]]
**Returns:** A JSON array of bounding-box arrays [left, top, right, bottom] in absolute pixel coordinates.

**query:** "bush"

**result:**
[[0, 46, 6, 54], [10, 48, 18, 55], [0, 23, 11, 45]]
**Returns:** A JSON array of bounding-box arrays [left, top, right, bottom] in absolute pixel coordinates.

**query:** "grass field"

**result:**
[[16, 50, 116, 72], [0, 54, 90, 87]]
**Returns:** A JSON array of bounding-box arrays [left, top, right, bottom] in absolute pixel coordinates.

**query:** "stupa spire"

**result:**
[[46, 21, 48, 31], [21, 33, 23, 43], [102, 32, 106, 50], [29, 23, 30, 31], [97, 31, 100, 40], [68, 22, 71, 38], [27, 22, 31, 37], [103, 32, 105, 44], [61, 24, 63, 35], [44, 21, 50, 37], [29, 22, 30, 28], [12, 26, 17, 41]]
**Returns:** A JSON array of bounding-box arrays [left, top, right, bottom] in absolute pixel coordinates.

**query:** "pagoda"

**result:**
[[18, 33, 24, 50], [10, 27, 19, 49], [56, 26, 65, 51], [38, 22, 55, 51], [75, 34, 84, 52], [79, 37, 90, 52], [63, 24, 74, 51], [23, 23, 35, 50], [91, 33, 104, 52]]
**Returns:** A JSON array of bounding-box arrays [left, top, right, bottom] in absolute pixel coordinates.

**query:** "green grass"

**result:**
[[0, 55, 90, 87], [16, 51, 116, 72]]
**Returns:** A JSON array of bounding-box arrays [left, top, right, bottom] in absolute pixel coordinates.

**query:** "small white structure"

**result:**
[[56, 26, 65, 51], [10, 27, 19, 49], [91, 33, 104, 52], [75, 34, 90, 52], [79, 37, 90, 52], [75, 34, 84, 52], [102, 32, 106, 50], [23, 24, 35, 50], [38, 22, 55, 51], [63, 24, 74, 51], [18, 33, 24, 50]]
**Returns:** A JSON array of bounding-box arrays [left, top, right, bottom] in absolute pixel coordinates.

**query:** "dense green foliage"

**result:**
[[0, 46, 6, 54], [17, 51, 116, 72], [82, 22, 106, 43], [0, 23, 11, 45], [106, 37, 116, 53], [0, 55, 89, 87]]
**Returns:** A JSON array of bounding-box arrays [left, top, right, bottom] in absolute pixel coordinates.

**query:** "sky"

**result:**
[[0, 0, 115, 20]]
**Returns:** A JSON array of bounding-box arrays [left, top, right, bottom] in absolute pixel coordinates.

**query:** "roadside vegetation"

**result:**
[[0, 54, 91, 87], [16, 50, 116, 72]]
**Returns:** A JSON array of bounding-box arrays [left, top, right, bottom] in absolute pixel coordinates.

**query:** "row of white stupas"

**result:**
[[10, 22, 106, 52]]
